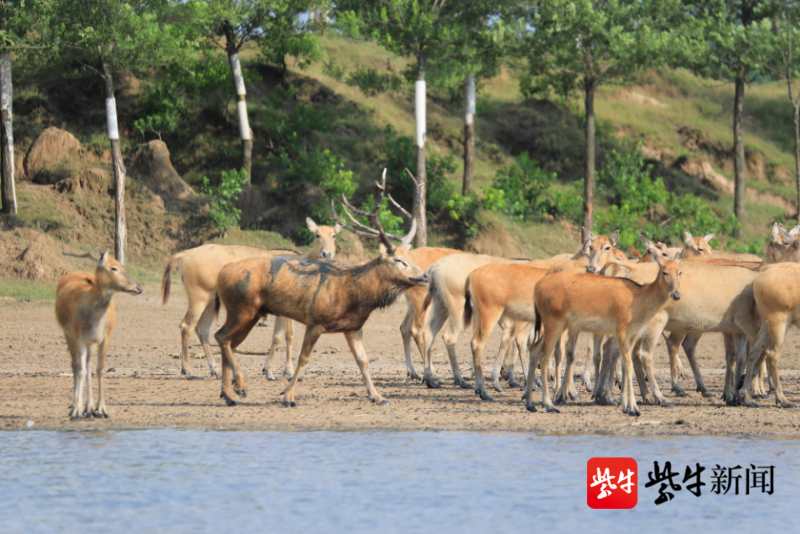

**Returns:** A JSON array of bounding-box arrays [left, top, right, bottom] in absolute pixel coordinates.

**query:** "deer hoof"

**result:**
[[699, 388, 713, 398], [208, 368, 219, 379], [221, 392, 237, 406], [525, 400, 537, 413], [777, 399, 795, 409], [263, 368, 277, 381], [455, 377, 471, 389], [507, 377, 522, 389], [422, 376, 441, 389], [492, 381, 504, 393], [235, 387, 247, 398], [624, 407, 641, 417], [407, 370, 422, 381], [544, 406, 560, 414], [282, 399, 297, 408], [671, 384, 687, 397], [371, 397, 389, 406], [476, 388, 494, 402]]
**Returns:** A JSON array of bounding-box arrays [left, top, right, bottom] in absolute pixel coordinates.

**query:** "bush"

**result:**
[[484, 154, 558, 220], [199, 169, 248, 232], [347, 67, 403, 96]]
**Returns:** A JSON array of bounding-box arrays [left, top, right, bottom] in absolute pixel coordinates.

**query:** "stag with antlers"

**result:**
[[214, 170, 428, 406]]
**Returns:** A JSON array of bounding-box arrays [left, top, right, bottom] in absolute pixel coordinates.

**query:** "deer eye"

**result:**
[[394, 258, 408, 268], [110, 267, 119, 272]]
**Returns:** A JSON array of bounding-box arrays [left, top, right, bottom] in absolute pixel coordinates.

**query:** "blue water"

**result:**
[[0, 431, 796, 533]]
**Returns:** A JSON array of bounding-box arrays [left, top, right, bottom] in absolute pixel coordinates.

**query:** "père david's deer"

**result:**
[[160, 217, 340, 378], [214, 170, 427, 407], [526, 247, 682, 416], [56, 251, 143, 419]]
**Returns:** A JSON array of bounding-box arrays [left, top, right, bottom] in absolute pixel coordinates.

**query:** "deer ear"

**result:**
[[97, 250, 109, 267], [646, 244, 664, 266], [703, 233, 715, 244], [305, 217, 319, 233], [378, 243, 389, 258], [683, 231, 693, 247], [608, 230, 619, 246], [333, 223, 342, 235]]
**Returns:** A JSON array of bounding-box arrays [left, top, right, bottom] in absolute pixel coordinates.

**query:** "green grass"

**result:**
[[0, 279, 55, 301]]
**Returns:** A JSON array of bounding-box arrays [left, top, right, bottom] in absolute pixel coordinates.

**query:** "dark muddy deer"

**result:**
[[214, 170, 427, 407], [56, 251, 143, 419]]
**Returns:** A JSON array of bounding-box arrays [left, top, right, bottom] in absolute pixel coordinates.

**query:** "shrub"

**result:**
[[484, 153, 556, 220], [199, 169, 248, 232]]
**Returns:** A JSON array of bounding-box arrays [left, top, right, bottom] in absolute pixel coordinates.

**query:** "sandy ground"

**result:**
[[2, 285, 800, 437]]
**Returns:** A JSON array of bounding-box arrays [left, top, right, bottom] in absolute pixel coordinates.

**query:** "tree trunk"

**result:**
[[794, 102, 800, 222], [102, 61, 126, 265], [413, 57, 427, 247], [462, 74, 476, 196], [583, 78, 596, 234], [733, 72, 746, 234], [0, 52, 16, 215], [225, 42, 252, 181]]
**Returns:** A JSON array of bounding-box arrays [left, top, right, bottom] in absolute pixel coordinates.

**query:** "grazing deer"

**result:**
[[525, 247, 682, 416], [160, 217, 340, 378], [740, 262, 800, 408], [56, 252, 143, 419], [766, 222, 800, 263], [214, 170, 427, 407]]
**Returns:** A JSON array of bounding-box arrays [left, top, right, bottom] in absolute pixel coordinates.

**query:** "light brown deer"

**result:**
[[214, 171, 426, 406], [525, 247, 682, 416], [421, 231, 624, 390], [56, 252, 143, 419], [160, 218, 340, 378], [740, 262, 800, 408]]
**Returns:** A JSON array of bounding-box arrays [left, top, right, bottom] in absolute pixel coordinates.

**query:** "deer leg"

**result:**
[[400, 306, 420, 381], [195, 301, 219, 379], [262, 314, 279, 380], [70, 343, 88, 419], [555, 331, 579, 404], [593, 339, 616, 405], [179, 297, 210, 378], [762, 318, 792, 408], [618, 335, 640, 417], [538, 324, 564, 413], [681, 333, 710, 397], [281, 326, 323, 407], [666, 332, 687, 396], [637, 329, 670, 407], [722, 334, 738, 405], [739, 324, 769, 407], [507, 327, 528, 389], [283, 318, 295, 379], [94, 338, 110, 418], [492, 326, 513, 392], [591, 334, 603, 396], [344, 329, 387, 405], [753, 359, 768, 399], [523, 336, 544, 412], [422, 300, 449, 389], [215, 306, 258, 406]]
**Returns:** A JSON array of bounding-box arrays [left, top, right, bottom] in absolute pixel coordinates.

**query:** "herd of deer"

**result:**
[[54, 171, 800, 420]]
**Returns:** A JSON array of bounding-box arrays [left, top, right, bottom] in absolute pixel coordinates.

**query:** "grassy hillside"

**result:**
[[2, 33, 799, 299]]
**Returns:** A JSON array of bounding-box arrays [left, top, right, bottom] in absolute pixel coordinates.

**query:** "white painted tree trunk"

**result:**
[[102, 61, 126, 264], [0, 52, 17, 215], [228, 51, 253, 181], [413, 61, 427, 247], [462, 74, 476, 196]]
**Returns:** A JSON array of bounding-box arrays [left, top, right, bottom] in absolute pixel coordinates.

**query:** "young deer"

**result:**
[[525, 247, 682, 416], [55, 252, 143, 419]]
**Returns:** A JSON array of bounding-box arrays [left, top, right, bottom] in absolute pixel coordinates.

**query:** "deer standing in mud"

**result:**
[[56, 252, 143, 419], [526, 246, 682, 416], [161, 218, 340, 378], [214, 170, 427, 407]]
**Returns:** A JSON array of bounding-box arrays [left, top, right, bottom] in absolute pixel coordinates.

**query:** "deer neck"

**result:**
[[349, 260, 406, 310], [632, 275, 671, 322]]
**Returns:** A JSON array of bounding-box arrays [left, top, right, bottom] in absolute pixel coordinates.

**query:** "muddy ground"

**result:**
[[2, 285, 800, 437]]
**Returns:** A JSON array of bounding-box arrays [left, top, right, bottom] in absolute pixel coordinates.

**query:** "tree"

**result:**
[[441, 2, 507, 195], [339, 0, 461, 247], [520, 0, 678, 235], [771, 1, 800, 220], [53, 0, 189, 264], [200, 0, 319, 181], [0, 0, 41, 216], [687, 1, 774, 234]]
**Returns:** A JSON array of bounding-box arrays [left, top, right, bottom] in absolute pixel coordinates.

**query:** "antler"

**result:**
[[333, 168, 418, 250]]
